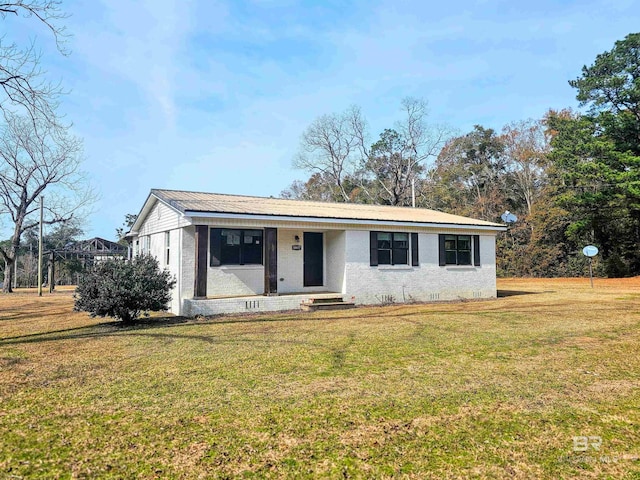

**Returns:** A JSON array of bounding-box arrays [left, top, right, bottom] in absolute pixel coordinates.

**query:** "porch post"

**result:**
[[194, 225, 208, 298], [264, 227, 277, 295]]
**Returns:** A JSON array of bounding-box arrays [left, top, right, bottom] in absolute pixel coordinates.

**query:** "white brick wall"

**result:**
[[136, 218, 498, 316], [180, 226, 196, 314], [277, 228, 305, 293], [166, 229, 181, 313], [202, 228, 265, 297], [184, 294, 303, 316], [344, 230, 496, 304], [207, 265, 264, 297], [277, 228, 337, 294], [326, 230, 346, 293]]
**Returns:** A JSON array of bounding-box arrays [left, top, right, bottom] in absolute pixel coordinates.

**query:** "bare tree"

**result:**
[[0, 112, 92, 292], [21, 248, 36, 286], [280, 173, 339, 202], [360, 98, 451, 205], [0, 1, 69, 121], [293, 105, 368, 202], [501, 119, 549, 215]]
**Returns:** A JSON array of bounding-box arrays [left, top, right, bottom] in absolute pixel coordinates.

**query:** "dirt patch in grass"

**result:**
[[1, 279, 640, 478]]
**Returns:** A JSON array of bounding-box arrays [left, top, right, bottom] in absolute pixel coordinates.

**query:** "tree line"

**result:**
[[284, 33, 640, 278]]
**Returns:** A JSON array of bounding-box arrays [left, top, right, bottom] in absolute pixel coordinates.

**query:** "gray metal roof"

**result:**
[[150, 189, 504, 229]]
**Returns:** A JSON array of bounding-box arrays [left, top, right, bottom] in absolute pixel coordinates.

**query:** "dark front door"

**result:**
[[303, 232, 323, 287]]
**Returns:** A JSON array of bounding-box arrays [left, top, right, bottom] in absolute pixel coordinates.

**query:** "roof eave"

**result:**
[[184, 210, 506, 231]]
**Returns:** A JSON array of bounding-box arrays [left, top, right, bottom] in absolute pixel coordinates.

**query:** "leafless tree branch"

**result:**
[[293, 105, 368, 202], [0, 111, 95, 292], [0, 1, 70, 123]]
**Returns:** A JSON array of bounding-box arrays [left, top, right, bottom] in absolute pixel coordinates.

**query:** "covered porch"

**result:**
[[191, 225, 346, 300]]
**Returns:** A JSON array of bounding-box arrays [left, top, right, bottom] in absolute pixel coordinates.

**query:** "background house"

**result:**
[[128, 189, 505, 316]]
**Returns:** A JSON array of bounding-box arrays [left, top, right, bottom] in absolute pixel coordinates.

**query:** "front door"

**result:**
[[303, 232, 323, 287]]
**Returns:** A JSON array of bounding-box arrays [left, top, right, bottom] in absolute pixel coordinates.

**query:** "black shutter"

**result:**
[[370, 231, 378, 266], [411, 233, 419, 266], [210, 228, 222, 266], [438, 234, 446, 266], [194, 225, 208, 298], [473, 235, 481, 266], [264, 228, 278, 295]]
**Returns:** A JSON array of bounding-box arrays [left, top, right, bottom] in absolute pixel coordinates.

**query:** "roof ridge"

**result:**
[[152, 188, 450, 214]]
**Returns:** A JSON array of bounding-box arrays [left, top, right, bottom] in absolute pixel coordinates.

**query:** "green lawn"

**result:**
[[1, 279, 639, 479]]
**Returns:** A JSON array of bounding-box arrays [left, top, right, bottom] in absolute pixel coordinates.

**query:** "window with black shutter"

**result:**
[[370, 231, 416, 266]]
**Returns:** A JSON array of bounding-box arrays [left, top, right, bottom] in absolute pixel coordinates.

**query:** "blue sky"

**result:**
[[12, 0, 640, 239]]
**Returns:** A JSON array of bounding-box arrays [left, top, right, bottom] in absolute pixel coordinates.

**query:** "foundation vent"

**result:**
[[429, 293, 440, 301], [245, 300, 260, 310], [378, 294, 395, 304]]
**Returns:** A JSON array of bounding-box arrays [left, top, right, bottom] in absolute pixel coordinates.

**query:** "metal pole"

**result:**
[[411, 178, 416, 208], [589, 257, 594, 288], [38, 197, 43, 296]]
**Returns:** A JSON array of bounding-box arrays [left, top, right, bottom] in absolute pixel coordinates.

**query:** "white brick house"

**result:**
[[127, 189, 506, 316]]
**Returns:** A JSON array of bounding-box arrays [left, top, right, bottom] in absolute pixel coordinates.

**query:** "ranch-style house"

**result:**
[[127, 189, 506, 316]]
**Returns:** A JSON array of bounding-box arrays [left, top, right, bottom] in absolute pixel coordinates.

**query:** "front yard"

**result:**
[[1, 278, 639, 478]]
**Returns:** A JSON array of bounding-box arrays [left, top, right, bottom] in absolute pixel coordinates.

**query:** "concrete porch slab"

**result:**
[[183, 292, 344, 317]]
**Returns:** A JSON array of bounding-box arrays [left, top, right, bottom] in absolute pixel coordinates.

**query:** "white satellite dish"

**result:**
[[501, 211, 518, 223], [582, 245, 599, 288]]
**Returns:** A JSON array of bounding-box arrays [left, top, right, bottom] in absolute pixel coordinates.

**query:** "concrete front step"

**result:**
[[305, 297, 345, 304], [301, 300, 356, 312]]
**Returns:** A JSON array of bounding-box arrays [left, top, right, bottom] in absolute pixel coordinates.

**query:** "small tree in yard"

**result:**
[[74, 255, 176, 324]]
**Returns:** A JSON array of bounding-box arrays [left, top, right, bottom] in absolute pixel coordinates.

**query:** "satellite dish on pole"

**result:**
[[501, 211, 518, 224], [582, 245, 599, 288]]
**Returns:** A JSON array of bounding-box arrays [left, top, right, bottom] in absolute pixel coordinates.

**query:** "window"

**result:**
[[211, 228, 263, 266], [370, 232, 417, 266], [393, 233, 410, 265], [440, 235, 471, 265], [377, 232, 392, 264], [165, 231, 170, 265], [142, 236, 150, 255]]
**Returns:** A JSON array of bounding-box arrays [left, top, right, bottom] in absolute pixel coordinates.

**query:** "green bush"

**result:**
[[74, 255, 176, 323]]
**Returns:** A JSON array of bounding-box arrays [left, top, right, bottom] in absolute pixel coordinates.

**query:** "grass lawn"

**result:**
[[1, 279, 640, 479]]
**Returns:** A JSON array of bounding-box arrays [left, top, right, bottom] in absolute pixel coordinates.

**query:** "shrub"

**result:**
[[74, 255, 176, 323]]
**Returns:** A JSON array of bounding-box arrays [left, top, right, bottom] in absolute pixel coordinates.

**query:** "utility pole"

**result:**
[[38, 196, 43, 296], [411, 178, 416, 208]]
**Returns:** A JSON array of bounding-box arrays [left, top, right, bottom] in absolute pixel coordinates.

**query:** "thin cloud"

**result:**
[[35, 0, 640, 238], [72, 0, 197, 128]]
